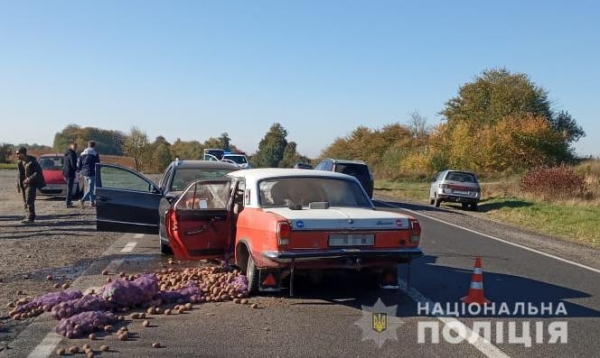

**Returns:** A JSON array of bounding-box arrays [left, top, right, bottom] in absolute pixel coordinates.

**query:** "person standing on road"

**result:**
[[62, 142, 78, 208], [78, 140, 101, 208], [16, 147, 45, 224]]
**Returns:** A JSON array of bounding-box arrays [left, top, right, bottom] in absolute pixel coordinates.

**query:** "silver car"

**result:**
[[429, 170, 481, 211]]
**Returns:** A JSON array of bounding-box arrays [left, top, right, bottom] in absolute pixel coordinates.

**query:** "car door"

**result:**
[[95, 164, 163, 234], [165, 178, 235, 260]]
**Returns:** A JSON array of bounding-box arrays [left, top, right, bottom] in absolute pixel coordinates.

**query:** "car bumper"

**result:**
[[262, 247, 423, 263], [39, 184, 69, 196], [437, 194, 479, 203]]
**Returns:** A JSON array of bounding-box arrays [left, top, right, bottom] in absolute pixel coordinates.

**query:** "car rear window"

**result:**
[[171, 168, 234, 192], [259, 177, 371, 208], [335, 163, 370, 176], [39, 157, 63, 170], [223, 155, 247, 164], [446, 172, 477, 183]]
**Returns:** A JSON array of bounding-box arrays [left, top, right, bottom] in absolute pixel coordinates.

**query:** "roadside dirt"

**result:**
[[0, 169, 123, 350]]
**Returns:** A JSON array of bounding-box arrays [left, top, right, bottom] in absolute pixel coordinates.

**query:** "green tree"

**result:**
[[219, 132, 231, 152], [151, 142, 173, 173], [440, 68, 584, 165], [122, 126, 150, 171], [170, 139, 203, 160], [278, 141, 304, 168], [442, 68, 553, 126], [251, 123, 289, 168]]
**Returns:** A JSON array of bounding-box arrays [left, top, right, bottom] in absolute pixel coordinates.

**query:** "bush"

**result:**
[[520, 165, 589, 201]]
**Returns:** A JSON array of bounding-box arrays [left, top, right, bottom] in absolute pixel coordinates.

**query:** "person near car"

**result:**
[[16, 147, 45, 223], [62, 142, 78, 208], [78, 140, 101, 208]]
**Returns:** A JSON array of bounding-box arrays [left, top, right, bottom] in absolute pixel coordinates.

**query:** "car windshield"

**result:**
[[39, 157, 62, 170], [170, 168, 234, 192], [259, 177, 372, 208], [223, 155, 247, 164], [446, 172, 478, 183]]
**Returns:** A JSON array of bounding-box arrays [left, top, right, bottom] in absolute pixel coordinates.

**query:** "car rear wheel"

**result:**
[[433, 194, 441, 208], [470, 203, 478, 211], [246, 254, 259, 294], [461, 202, 469, 210]]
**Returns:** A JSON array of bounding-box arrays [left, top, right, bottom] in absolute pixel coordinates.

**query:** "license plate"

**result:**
[[45, 184, 63, 190], [328, 234, 374, 246], [454, 190, 468, 195]]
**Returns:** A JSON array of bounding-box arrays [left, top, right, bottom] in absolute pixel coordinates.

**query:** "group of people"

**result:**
[[16, 140, 101, 224]]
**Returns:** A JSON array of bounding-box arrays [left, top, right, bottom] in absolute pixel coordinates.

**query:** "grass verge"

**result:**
[[375, 180, 600, 248], [0, 164, 17, 169]]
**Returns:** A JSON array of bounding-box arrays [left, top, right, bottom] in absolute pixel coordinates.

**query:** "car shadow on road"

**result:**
[[375, 199, 466, 215], [471, 197, 534, 213], [0, 215, 25, 222], [271, 255, 600, 319]]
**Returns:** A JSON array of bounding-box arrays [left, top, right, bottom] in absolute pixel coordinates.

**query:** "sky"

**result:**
[[1, 0, 599, 158]]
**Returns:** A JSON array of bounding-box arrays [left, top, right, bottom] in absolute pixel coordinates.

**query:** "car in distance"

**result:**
[[292, 162, 313, 169], [429, 169, 481, 211], [37, 153, 82, 198], [96, 167, 424, 295], [222, 153, 252, 169], [93, 159, 239, 254], [313, 158, 374, 198]]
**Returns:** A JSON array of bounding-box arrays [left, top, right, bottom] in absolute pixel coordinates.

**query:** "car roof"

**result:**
[[172, 160, 239, 170], [222, 153, 246, 157], [227, 168, 355, 181], [39, 153, 63, 157], [322, 158, 367, 165]]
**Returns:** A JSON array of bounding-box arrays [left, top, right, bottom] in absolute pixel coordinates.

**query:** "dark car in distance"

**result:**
[[292, 162, 313, 169], [93, 160, 239, 254], [313, 158, 374, 198]]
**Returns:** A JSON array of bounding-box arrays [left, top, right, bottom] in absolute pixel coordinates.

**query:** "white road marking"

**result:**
[[377, 200, 600, 274], [121, 241, 137, 253], [134, 233, 144, 239], [399, 280, 510, 358], [26, 332, 63, 358]]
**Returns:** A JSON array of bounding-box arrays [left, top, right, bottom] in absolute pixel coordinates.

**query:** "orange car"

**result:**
[[99, 168, 424, 296]]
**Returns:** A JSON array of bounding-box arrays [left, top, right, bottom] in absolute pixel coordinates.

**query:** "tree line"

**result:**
[[2, 68, 587, 177]]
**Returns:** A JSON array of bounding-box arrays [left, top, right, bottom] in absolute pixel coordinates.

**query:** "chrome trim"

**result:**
[[262, 247, 423, 263], [98, 219, 156, 227]]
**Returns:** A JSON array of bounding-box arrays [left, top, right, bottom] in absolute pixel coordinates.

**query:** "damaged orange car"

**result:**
[[97, 167, 424, 295]]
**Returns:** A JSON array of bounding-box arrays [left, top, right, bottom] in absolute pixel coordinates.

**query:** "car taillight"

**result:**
[[409, 219, 421, 244], [276, 221, 291, 246]]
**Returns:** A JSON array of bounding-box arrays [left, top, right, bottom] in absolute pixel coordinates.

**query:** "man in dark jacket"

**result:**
[[78, 140, 101, 208], [63, 142, 78, 207], [16, 147, 44, 223]]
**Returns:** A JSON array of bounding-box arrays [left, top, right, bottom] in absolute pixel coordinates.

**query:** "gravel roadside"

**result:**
[[0, 169, 161, 351]]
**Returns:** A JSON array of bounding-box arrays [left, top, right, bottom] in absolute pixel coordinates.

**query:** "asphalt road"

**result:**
[[4, 199, 599, 358]]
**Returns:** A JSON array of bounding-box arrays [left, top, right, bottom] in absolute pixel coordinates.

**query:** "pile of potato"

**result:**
[[155, 265, 250, 303]]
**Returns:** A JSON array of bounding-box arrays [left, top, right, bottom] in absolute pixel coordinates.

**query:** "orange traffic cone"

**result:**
[[460, 257, 491, 305]]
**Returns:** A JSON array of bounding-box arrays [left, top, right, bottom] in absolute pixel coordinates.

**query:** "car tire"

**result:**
[[429, 197, 434, 205], [433, 194, 441, 208], [470, 203, 478, 211], [160, 240, 173, 255], [246, 254, 259, 294], [461, 202, 469, 210]]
